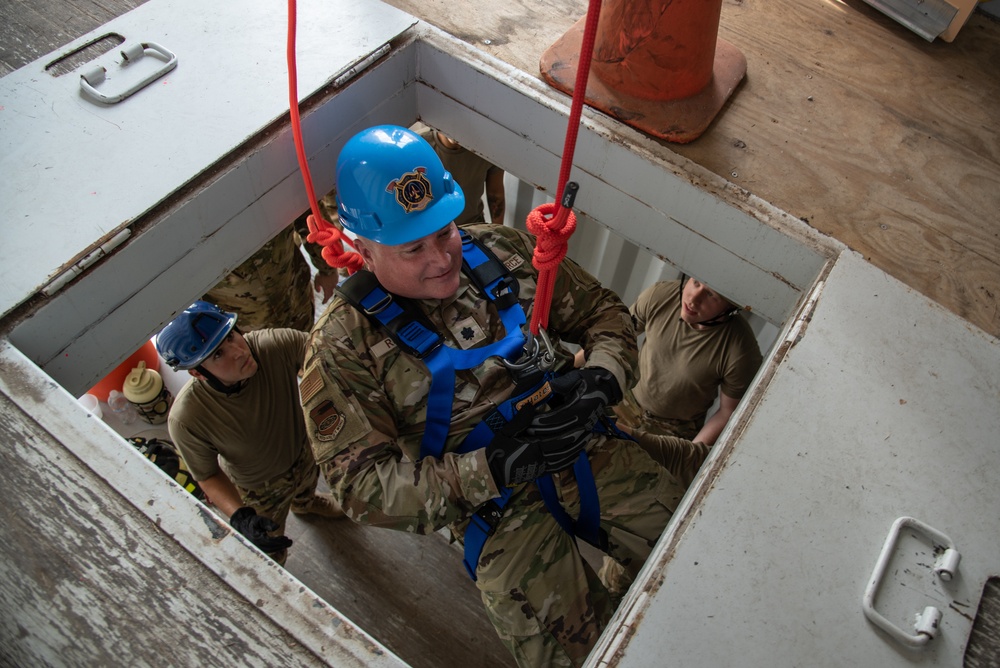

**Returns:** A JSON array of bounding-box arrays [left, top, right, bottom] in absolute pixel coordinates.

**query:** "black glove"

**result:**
[[485, 432, 547, 487], [522, 367, 622, 464], [485, 402, 546, 487], [229, 507, 293, 554]]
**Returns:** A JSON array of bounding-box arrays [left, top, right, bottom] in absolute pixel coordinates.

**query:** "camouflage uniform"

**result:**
[[300, 224, 683, 667], [237, 445, 323, 565], [204, 196, 341, 332]]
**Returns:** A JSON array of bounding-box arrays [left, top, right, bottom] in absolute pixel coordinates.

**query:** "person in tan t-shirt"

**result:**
[[617, 276, 762, 446], [156, 301, 346, 564]]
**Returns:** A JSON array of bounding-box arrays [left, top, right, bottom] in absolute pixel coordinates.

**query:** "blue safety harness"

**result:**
[[339, 230, 606, 579]]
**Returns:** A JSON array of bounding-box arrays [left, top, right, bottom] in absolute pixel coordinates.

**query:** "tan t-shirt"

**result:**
[[631, 280, 762, 426], [168, 328, 309, 489]]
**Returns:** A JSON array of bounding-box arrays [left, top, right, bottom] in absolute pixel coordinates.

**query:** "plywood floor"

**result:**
[[380, 0, 1000, 339]]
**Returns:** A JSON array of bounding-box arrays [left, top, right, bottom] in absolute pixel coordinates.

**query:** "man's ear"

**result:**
[[354, 238, 376, 269], [188, 369, 205, 382]]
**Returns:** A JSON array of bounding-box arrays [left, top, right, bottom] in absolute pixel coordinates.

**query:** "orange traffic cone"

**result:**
[[540, 0, 746, 144]]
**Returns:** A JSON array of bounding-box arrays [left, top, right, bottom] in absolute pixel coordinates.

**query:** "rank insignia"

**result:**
[[386, 168, 433, 213]]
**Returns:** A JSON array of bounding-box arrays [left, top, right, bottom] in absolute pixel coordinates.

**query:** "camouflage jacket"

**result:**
[[300, 224, 636, 534], [204, 200, 340, 332]]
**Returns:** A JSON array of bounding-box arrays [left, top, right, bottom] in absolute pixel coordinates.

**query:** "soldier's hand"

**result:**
[[485, 430, 546, 487], [229, 507, 293, 554], [523, 367, 621, 462], [314, 273, 339, 304]]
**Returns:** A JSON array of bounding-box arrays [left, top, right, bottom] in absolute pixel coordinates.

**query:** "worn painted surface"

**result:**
[[594, 252, 1000, 667], [0, 343, 402, 667], [0, 0, 415, 319]]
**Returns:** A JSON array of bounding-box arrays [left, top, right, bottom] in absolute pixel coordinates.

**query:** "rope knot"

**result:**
[[306, 213, 364, 273], [526, 202, 577, 271]]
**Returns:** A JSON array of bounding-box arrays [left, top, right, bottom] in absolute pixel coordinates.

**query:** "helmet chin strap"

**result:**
[[691, 308, 740, 328], [194, 365, 245, 395]]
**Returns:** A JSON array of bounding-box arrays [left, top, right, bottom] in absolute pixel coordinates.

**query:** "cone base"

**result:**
[[540, 17, 747, 144]]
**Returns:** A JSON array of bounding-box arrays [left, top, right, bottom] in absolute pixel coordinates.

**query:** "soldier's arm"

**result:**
[[547, 251, 638, 396], [618, 423, 711, 489], [197, 471, 244, 516], [300, 324, 499, 534], [693, 390, 739, 446]]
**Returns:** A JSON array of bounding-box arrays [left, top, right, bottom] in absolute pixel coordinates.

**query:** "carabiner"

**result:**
[[503, 327, 556, 375]]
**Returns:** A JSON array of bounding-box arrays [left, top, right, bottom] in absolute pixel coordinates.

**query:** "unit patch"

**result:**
[[310, 399, 346, 442], [386, 168, 433, 213]]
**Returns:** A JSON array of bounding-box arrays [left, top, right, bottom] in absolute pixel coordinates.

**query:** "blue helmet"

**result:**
[[155, 301, 237, 370], [335, 125, 465, 246]]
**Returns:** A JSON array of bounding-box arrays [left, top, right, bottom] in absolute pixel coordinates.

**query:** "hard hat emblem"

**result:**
[[386, 167, 433, 213]]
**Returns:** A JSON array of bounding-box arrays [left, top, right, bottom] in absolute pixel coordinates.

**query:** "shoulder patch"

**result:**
[[310, 399, 346, 441], [504, 255, 525, 272], [370, 337, 397, 359], [299, 365, 324, 405]]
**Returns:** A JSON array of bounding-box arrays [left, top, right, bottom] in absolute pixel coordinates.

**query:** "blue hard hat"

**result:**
[[155, 301, 238, 370], [335, 125, 465, 246]]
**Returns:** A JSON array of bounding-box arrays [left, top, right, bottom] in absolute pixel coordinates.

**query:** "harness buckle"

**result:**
[[503, 327, 556, 378], [472, 499, 505, 535], [363, 292, 393, 315]]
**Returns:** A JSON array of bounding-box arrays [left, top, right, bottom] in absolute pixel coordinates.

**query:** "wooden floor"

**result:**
[[2, 0, 998, 665], [283, 483, 513, 668], [381, 0, 1000, 339]]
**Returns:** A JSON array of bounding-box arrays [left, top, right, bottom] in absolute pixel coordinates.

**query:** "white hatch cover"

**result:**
[[599, 251, 1000, 667], [0, 0, 415, 319]]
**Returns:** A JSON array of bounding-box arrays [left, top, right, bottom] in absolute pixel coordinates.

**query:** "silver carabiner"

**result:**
[[503, 327, 556, 375]]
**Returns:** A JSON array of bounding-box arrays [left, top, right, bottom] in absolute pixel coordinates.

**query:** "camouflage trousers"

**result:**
[[236, 445, 320, 564], [614, 388, 701, 441], [473, 436, 683, 668]]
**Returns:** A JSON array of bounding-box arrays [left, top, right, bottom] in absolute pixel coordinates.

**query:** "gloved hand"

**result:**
[[485, 430, 546, 487], [229, 507, 293, 554], [522, 367, 622, 463]]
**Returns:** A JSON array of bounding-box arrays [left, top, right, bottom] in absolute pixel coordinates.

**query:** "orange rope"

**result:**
[[287, 0, 363, 274], [527, 0, 603, 335]]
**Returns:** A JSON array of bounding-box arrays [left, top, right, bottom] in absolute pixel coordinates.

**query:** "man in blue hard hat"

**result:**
[[299, 125, 683, 667], [156, 301, 345, 564]]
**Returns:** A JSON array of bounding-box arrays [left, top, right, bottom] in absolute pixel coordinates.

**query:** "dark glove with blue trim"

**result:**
[[229, 507, 293, 554], [523, 367, 622, 465]]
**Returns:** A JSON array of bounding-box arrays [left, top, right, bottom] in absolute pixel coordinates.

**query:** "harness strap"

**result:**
[[339, 231, 527, 456], [457, 376, 614, 579], [339, 229, 606, 580]]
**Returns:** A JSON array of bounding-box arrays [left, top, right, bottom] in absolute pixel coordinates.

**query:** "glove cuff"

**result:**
[[229, 506, 256, 528]]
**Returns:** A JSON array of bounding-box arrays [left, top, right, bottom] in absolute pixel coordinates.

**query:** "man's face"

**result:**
[[357, 222, 463, 300], [680, 278, 731, 327], [194, 330, 258, 385]]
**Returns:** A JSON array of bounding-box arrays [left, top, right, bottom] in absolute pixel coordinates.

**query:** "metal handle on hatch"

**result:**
[[79, 41, 177, 104], [862, 516, 961, 648]]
